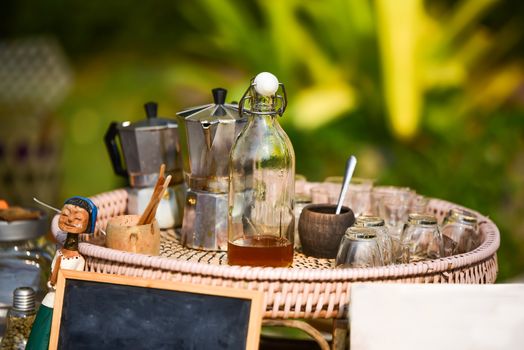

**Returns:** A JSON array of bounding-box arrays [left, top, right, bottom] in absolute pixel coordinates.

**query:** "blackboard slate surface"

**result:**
[[58, 279, 252, 350]]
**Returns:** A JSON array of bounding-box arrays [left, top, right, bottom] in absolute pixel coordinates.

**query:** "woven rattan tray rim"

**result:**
[[70, 190, 500, 283]]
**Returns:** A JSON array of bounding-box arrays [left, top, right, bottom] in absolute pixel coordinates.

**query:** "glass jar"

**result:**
[[0, 217, 52, 333], [400, 214, 442, 263], [335, 227, 383, 268], [372, 186, 415, 238], [441, 208, 479, 255], [0, 287, 36, 350], [228, 73, 295, 267], [354, 216, 393, 265], [294, 194, 312, 250]]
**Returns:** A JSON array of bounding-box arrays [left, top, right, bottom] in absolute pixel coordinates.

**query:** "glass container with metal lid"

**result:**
[[176, 88, 247, 251], [0, 212, 51, 334], [0, 287, 36, 349], [228, 72, 295, 267]]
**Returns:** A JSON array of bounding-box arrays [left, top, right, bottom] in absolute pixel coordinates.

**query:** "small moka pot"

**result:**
[[105, 102, 184, 228], [177, 88, 246, 250]]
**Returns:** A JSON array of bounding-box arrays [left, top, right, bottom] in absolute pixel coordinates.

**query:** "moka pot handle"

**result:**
[[104, 122, 127, 177]]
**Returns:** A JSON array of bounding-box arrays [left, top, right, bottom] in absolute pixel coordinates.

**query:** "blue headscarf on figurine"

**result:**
[[63, 196, 98, 234]]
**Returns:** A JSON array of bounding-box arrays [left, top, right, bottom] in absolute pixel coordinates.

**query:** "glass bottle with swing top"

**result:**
[[228, 72, 295, 267]]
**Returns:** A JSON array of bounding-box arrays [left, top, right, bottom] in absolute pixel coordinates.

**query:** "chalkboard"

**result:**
[[49, 270, 263, 350]]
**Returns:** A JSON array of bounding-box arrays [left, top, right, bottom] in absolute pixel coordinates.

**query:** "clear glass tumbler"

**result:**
[[441, 208, 479, 255], [335, 227, 384, 268], [354, 216, 393, 264], [400, 214, 443, 263], [373, 186, 414, 238], [312, 178, 373, 218]]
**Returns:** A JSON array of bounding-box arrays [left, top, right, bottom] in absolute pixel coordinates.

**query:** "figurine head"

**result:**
[[58, 196, 98, 234]]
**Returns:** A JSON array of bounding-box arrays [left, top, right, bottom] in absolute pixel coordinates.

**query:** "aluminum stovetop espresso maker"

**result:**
[[177, 88, 247, 250], [105, 102, 185, 228]]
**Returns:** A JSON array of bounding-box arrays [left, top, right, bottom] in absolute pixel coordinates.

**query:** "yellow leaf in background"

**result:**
[[452, 29, 491, 68], [464, 63, 524, 113], [422, 61, 466, 88], [442, 0, 498, 44], [291, 82, 356, 130], [375, 0, 423, 140], [260, 0, 341, 83]]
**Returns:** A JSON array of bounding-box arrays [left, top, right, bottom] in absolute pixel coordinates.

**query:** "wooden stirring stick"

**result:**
[[143, 175, 171, 225], [138, 164, 166, 225]]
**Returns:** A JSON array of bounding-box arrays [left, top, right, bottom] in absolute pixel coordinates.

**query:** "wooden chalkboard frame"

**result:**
[[49, 270, 264, 350]]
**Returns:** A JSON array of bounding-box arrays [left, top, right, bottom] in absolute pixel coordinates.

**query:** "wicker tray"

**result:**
[[53, 188, 499, 320]]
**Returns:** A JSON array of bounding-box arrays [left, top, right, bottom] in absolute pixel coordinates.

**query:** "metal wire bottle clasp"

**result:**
[[238, 81, 288, 118]]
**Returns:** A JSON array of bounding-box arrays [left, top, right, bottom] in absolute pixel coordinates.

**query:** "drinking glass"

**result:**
[[345, 178, 374, 217], [335, 227, 384, 268], [310, 183, 337, 205], [373, 186, 414, 238], [295, 174, 308, 196], [400, 214, 442, 263], [312, 178, 374, 217], [410, 194, 429, 214], [354, 216, 393, 264], [441, 208, 479, 255], [294, 193, 312, 249]]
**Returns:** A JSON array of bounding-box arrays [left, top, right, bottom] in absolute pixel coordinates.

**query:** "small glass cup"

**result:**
[[400, 214, 442, 263], [294, 193, 312, 249], [410, 194, 429, 214], [335, 227, 384, 268], [441, 208, 479, 255], [295, 174, 308, 196], [373, 186, 414, 238], [354, 216, 393, 265], [346, 178, 374, 217], [310, 183, 337, 205], [313, 178, 374, 217]]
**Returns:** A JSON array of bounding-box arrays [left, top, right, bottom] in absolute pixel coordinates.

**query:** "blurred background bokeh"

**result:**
[[1, 0, 523, 280]]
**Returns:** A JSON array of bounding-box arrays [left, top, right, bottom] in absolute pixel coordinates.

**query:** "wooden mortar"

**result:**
[[106, 215, 160, 255], [298, 204, 355, 259]]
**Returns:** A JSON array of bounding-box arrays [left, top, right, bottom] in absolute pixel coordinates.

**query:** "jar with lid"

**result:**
[[228, 72, 295, 267], [0, 287, 36, 350], [354, 215, 393, 264], [400, 214, 442, 263], [335, 227, 383, 268], [441, 208, 479, 255], [0, 213, 51, 334]]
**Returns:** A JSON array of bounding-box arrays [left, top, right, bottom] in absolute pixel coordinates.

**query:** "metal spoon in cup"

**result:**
[[335, 155, 357, 215]]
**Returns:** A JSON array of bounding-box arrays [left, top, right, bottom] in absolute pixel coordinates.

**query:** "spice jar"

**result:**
[[441, 208, 479, 255], [0, 287, 36, 350], [0, 214, 51, 330]]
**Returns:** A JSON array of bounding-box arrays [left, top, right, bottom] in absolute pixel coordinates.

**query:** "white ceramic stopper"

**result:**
[[253, 72, 279, 96]]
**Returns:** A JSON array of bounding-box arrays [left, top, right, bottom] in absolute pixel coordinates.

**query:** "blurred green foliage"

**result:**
[[2, 0, 524, 280]]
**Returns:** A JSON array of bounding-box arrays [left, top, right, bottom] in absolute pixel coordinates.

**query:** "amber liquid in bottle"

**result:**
[[228, 235, 293, 267], [228, 72, 295, 268]]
